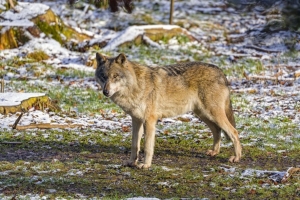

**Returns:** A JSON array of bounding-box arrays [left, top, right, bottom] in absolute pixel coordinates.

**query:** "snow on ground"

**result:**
[[0, 2, 49, 22], [0, 0, 299, 182], [0, 109, 132, 131], [0, 2, 299, 199], [0, 37, 94, 72]]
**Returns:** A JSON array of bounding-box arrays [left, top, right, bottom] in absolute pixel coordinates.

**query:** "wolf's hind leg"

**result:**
[[123, 117, 143, 167], [204, 120, 222, 156], [212, 111, 242, 162], [195, 113, 222, 156]]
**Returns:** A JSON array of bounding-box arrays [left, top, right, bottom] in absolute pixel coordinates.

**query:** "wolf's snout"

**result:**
[[103, 89, 109, 97], [102, 82, 110, 97]]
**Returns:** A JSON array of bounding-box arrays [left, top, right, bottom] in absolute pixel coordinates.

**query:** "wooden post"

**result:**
[[169, 0, 174, 25], [0, 79, 4, 93]]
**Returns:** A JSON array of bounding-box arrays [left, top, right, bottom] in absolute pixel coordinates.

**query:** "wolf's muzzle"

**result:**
[[103, 89, 109, 97], [103, 82, 110, 97]]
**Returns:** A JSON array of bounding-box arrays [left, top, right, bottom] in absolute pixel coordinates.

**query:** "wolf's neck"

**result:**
[[110, 86, 145, 118], [110, 62, 155, 112]]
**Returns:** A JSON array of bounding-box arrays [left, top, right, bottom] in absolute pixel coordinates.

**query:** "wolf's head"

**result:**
[[95, 53, 133, 97]]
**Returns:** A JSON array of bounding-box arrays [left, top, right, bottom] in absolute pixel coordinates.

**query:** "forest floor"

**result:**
[[0, 0, 299, 199]]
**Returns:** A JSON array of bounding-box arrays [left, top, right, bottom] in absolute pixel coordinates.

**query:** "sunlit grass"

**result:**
[[0, 117, 299, 199], [26, 50, 49, 61], [0, 24, 299, 200]]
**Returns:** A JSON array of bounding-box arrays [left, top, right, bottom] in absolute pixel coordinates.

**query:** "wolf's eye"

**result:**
[[113, 73, 119, 79]]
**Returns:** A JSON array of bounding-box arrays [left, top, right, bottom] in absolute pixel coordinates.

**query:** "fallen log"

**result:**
[[0, 93, 60, 114], [103, 25, 198, 51], [15, 123, 84, 130], [247, 75, 295, 82], [244, 45, 283, 53]]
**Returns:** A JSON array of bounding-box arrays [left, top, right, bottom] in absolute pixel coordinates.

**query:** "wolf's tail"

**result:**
[[223, 99, 237, 140], [226, 100, 236, 128]]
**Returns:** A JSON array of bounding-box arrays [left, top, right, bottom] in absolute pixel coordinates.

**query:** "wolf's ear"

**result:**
[[96, 53, 106, 63], [115, 53, 127, 65]]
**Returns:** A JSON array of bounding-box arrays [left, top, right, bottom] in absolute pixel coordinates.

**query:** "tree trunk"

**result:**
[[169, 0, 174, 24]]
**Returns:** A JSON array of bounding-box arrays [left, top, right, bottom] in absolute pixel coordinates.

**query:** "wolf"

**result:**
[[95, 53, 242, 169]]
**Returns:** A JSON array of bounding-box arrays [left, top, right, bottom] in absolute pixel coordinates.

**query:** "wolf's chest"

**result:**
[[112, 96, 146, 119]]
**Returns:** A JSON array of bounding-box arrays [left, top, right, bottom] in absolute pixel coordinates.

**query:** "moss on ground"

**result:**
[[0, 23, 299, 199], [26, 50, 49, 61], [0, 116, 299, 199]]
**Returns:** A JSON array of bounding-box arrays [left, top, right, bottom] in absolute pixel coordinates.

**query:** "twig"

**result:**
[[12, 112, 23, 129], [247, 75, 295, 82], [243, 71, 250, 80], [0, 141, 22, 145], [15, 123, 84, 130], [232, 88, 257, 94], [244, 45, 282, 53]]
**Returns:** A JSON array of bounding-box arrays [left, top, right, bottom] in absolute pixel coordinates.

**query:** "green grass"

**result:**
[[26, 50, 49, 61], [118, 42, 213, 66], [1, 29, 299, 199], [0, 86, 299, 198], [46, 86, 121, 113], [0, 119, 299, 199]]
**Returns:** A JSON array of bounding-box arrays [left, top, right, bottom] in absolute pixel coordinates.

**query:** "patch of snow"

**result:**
[[106, 164, 122, 169], [241, 168, 286, 183], [0, 170, 12, 175], [47, 189, 57, 194], [1, 2, 49, 21], [0, 19, 34, 27], [161, 166, 174, 171], [0, 37, 94, 72], [65, 169, 84, 176]]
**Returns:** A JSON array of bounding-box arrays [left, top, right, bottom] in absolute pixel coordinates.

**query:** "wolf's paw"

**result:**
[[206, 150, 219, 156], [229, 156, 240, 163], [122, 160, 137, 167], [137, 163, 151, 169]]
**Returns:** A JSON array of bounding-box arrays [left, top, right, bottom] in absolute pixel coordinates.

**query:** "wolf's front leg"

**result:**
[[138, 116, 157, 169], [123, 117, 143, 167]]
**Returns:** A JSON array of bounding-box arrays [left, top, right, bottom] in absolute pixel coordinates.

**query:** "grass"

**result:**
[[1, 24, 300, 199], [0, 88, 300, 199], [0, 118, 299, 199], [118, 41, 213, 66], [46, 86, 120, 113], [26, 50, 49, 61]]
